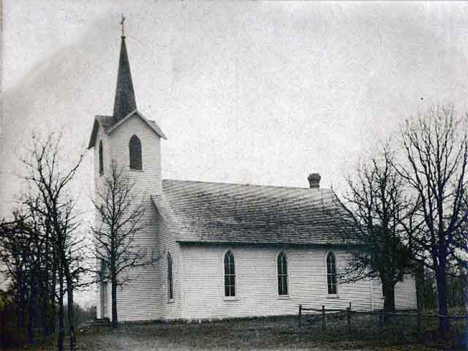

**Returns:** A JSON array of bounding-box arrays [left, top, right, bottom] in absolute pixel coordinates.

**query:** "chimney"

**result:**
[[307, 173, 321, 189]]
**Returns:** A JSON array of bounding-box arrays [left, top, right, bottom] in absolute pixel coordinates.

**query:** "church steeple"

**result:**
[[113, 16, 137, 121]]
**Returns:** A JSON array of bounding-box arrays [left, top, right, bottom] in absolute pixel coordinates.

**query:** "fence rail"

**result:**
[[298, 303, 468, 335]]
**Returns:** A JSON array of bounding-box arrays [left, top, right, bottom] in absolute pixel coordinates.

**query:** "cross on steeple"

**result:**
[[120, 14, 126, 37]]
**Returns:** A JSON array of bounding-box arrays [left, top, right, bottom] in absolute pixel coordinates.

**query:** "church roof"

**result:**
[[152, 179, 357, 246], [88, 110, 166, 149]]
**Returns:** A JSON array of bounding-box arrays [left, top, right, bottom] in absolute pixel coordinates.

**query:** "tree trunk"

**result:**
[[461, 267, 468, 315], [49, 245, 58, 336], [17, 272, 26, 330], [39, 276, 52, 338], [67, 283, 75, 351], [415, 261, 424, 311], [111, 275, 118, 329], [27, 276, 36, 346], [58, 267, 64, 351], [383, 282, 396, 312], [48, 294, 56, 336], [435, 263, 450, 336]]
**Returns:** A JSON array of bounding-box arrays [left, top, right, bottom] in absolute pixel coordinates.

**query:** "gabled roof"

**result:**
[[88, 110, 166, 149], [152, 179, 357, 246]]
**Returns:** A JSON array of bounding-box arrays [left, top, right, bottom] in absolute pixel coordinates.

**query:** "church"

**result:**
[[89, 30, 417, 322]]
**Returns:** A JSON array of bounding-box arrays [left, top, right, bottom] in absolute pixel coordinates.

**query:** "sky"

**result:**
[[2, 1, 468, 305]]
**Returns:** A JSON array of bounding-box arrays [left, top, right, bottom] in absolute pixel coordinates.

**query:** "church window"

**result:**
[[224, 250, 236, 297], [167, 252, 174, 301], [277, 251, 288, 296], [99, 258, 107, 281], [129, 135, 142, 170], [326, 252, 337, 295], [99, 141, 104, 175]]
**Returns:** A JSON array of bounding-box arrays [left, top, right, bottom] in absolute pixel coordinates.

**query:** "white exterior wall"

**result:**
[[370, 276, 417, 311], [94, 125, 110, 319], [108, 114, 162, 196], [180, 245, 417, 320], [395, 276, 418, 309], [153, 210, 183, 320], [94, 114, 165, 321]]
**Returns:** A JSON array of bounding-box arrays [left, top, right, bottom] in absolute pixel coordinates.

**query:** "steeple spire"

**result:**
[[113, 15, 137, 121]]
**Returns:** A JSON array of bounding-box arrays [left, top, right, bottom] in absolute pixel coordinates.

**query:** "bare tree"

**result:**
[[0, 214, 32, 337], [92, 161, 152, 329], [450, 201, 468, 314], [397, 105, 468, 334], [22, 133, 84, 351], [0, 204, 56, 346], [338, 147, 415, 313]]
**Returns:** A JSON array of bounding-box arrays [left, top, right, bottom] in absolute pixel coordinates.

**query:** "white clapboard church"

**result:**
[[89, 31, 417, 322]]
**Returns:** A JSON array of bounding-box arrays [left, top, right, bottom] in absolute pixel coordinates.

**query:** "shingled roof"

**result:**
[[152, 179, 357, 246]]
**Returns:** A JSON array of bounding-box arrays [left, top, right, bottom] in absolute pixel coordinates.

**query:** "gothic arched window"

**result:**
[[277, 251, 288, 296], [167, 252, 174, 301], [224, 250, 236, 297], [99, 140, 104, 175], [129, 135, 142, 170], [326, 252, 337, 295]]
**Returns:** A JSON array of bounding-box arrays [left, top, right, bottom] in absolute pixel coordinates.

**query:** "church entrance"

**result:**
[[100, 282, 108, 318]]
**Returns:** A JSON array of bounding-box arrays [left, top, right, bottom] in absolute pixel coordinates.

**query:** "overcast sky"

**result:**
[[2, 1, 468, 305]]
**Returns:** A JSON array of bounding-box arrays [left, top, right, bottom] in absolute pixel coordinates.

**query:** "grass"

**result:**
[[12, 314, 468, 350]]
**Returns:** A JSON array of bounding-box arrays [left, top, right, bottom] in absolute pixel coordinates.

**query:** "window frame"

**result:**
[[99, 140, 104, 175], [129, 135, 143, 170], [99, 258, 107, 282], [223, 250, 237, 300], [167, 252, 174, 303], [326, 251, 338, 296], [276, 251, 289, 297]]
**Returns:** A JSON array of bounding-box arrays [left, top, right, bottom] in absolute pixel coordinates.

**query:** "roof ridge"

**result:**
[[162, 178, 330, 191]]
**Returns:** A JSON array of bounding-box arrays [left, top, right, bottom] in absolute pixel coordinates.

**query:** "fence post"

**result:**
[[299, 305, 302, 328], [379, 309, 384, 328], [322, 305, 326, 330], [347, 303, 351, 333]]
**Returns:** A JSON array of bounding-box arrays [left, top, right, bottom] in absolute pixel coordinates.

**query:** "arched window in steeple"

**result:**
[[99, 141, 104, 175], [129, 135, 142, 170]]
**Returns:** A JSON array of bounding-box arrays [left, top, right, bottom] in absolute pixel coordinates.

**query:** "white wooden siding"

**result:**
[[369, 276, 417, 311], [181, 245, 418, 320], [108, 114, 162, 196], [151, 208, 183, 320], [94, 116, 166, 321], [395, 276, 417, 309]]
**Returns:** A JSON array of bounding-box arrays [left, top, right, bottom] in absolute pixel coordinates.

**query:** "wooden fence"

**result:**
[[298, 304, 468, 337]]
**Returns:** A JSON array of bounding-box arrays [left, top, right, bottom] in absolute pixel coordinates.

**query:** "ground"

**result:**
[[22, 314, 468, 351]]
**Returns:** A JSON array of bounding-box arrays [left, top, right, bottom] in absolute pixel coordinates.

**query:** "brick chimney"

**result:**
[[307, 173, 321, 189]]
